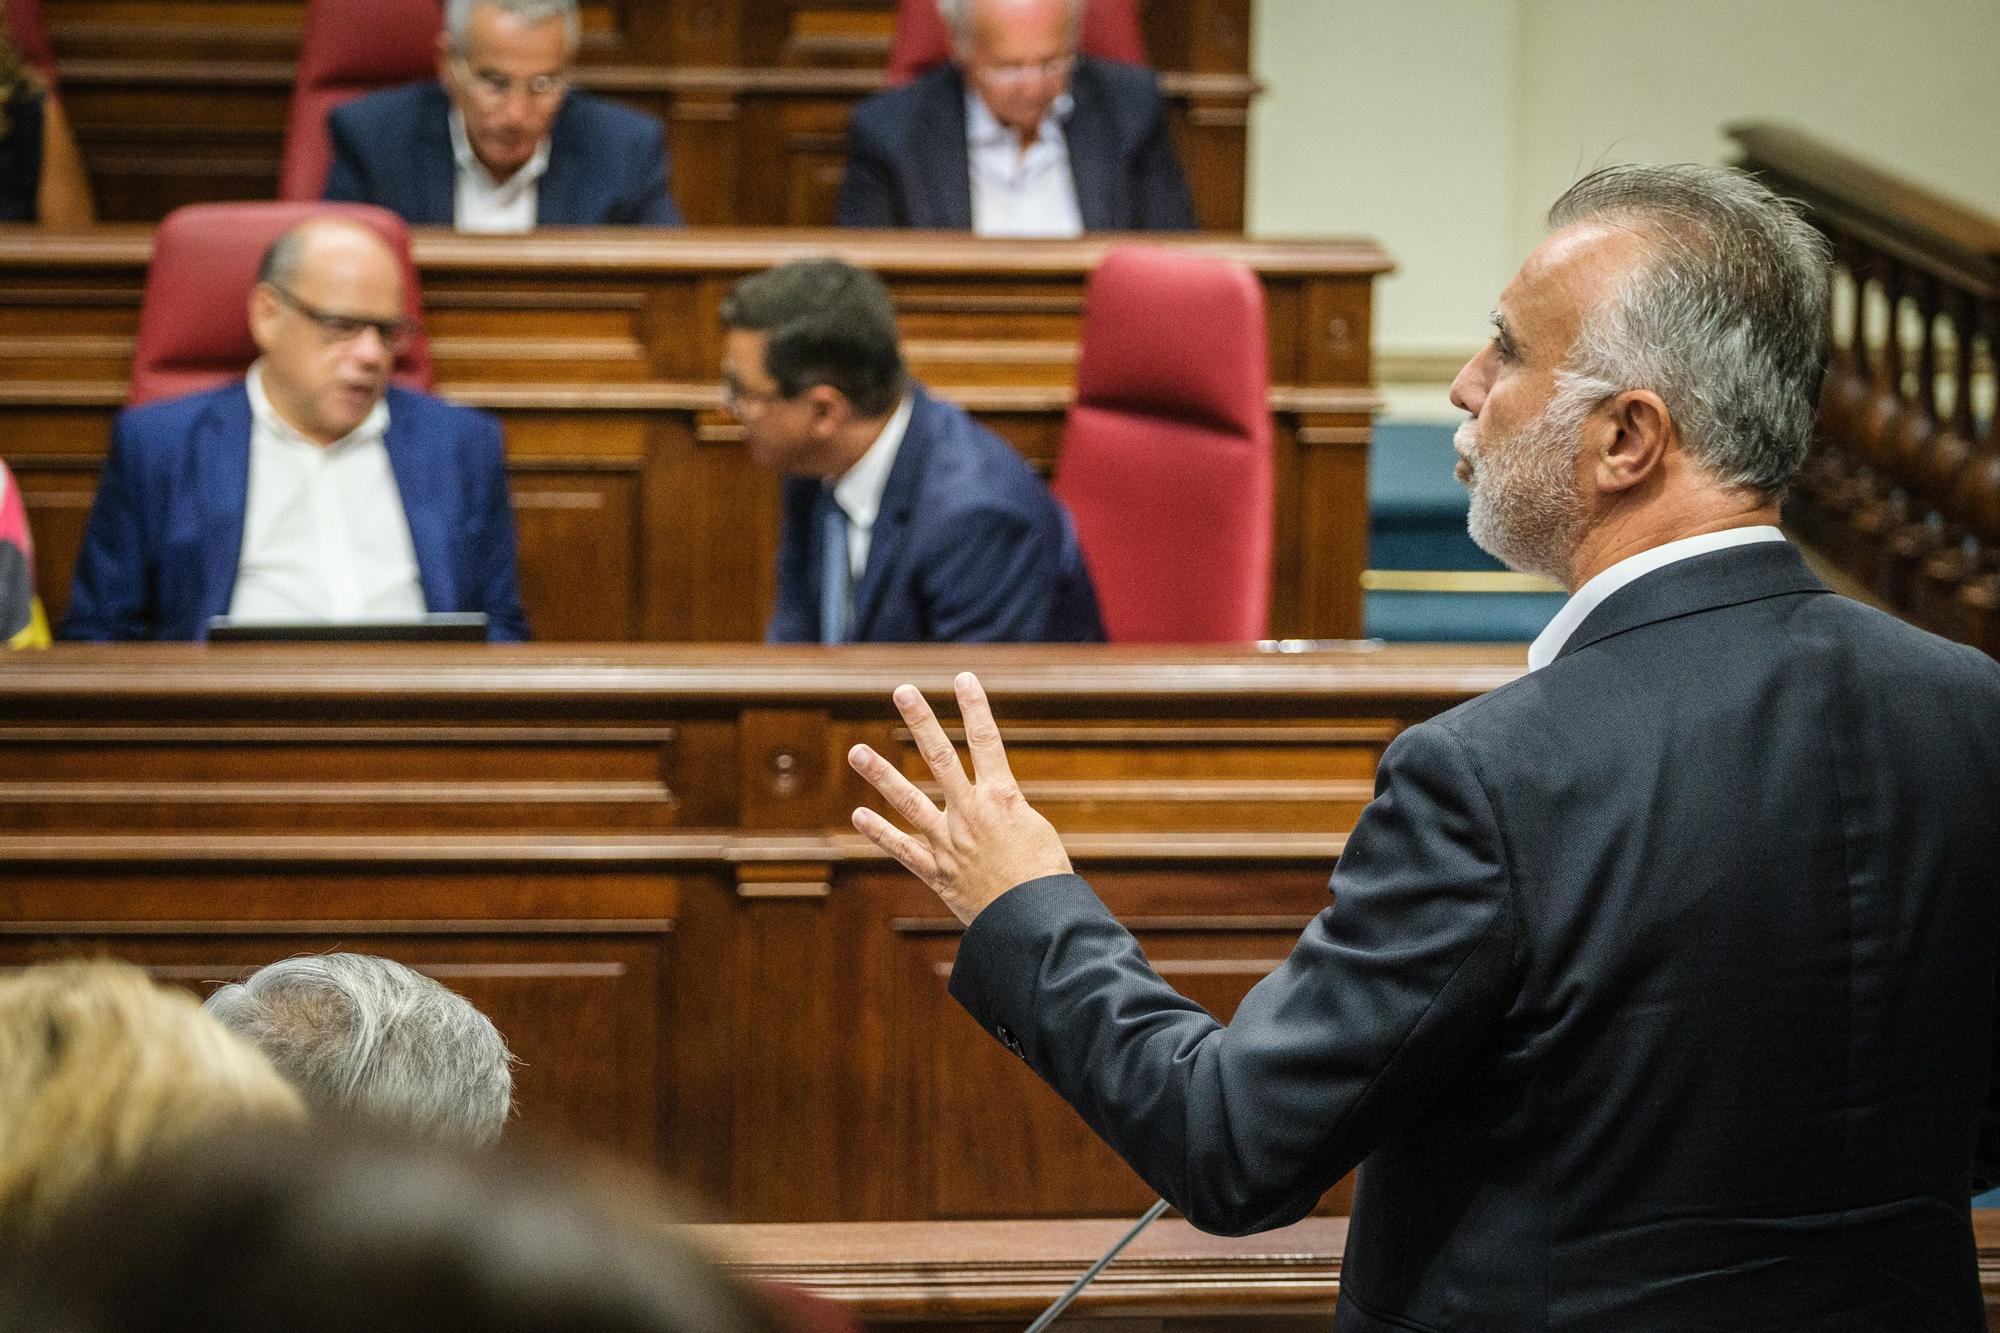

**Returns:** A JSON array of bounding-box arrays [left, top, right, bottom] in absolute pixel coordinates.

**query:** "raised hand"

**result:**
[[847, 671, 1073, 924]]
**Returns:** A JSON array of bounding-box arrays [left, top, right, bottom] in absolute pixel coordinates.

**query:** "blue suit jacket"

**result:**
[[323, 81, 682, 227], [834, 57, 1196, 231], [59, 382, 530, 642], [767, 386, 1103, 644], [952, 542, 2000, 1329]]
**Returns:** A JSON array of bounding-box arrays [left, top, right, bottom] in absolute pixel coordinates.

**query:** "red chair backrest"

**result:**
[[279, 0, 443, 201], [129, 201, 433, 407], [1053, 245, 1271, 643], [885, 0, 1144, 86], [4, 0, 57, 90]]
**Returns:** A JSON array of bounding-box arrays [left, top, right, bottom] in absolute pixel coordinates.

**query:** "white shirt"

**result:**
[[449, 109, 550, 234], [829, 392, 916, 584], [965, 90, 1083, 238], [1528, 526, 1787, 671], [229, 362, 426, 623]]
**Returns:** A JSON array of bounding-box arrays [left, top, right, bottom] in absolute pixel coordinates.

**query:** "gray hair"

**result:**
[[1546, 162, 1831, 496], [937, 0, 1084, 52], [445, 0, 580, 54], [204, 954, 513, 1148]]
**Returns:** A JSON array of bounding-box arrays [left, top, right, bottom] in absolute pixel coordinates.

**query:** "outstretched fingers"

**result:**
[[848, 741, 948, 842], [892, 683, 973, 802], [852, 805, 941, 883], [953, 672, 1018, 790]]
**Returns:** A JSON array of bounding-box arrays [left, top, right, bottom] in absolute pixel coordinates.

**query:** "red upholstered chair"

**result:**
[[1052, 245, 1271, 643], [279, 0, 443, 201], [129, 201, 432, 407], [884, 0, 1145, 86], [3, 0, 56, 89]]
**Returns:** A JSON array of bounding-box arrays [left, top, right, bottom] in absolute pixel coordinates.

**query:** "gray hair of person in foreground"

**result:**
[[1543, 162, 1831, 497], [936, 0, 1084, 50], [204, 954, 513, 1148], [445, 0, 581, 54]]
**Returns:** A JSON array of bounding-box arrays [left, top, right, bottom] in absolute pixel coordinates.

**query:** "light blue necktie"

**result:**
[[816, 486, 850, 644]]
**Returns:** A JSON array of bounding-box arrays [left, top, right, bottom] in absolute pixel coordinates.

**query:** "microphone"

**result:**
[[1022, 1197, 1171, 1332]]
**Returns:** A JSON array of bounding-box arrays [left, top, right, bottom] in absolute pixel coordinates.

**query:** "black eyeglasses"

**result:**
[[263, 283, 415, 355]]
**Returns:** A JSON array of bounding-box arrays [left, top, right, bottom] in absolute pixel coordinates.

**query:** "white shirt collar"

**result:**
[[964, 86, 1073, 153], [245, 360, 389, 452], [1528, 526, 1787, 671], [831, 391, 915, 538], [448, 108, 552, 192]]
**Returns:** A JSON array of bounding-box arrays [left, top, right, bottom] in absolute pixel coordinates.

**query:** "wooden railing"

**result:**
[[1730, 124, 2000, 652]]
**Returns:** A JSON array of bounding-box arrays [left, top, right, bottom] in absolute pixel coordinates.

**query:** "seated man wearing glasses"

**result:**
[[835, 0, 1194, 234], [322, 0, 680, 231], [61, 218, 529, 641]]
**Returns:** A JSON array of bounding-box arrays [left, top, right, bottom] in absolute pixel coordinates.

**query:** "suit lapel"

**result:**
[[418, 85, 458, 226], [382, 395, 449, 613], [1062, 60, 1117, 230], [196, 386, 253, 630], [849, 391, 935, 640], [536, 97, 580, 225], [918, 71, 975, 228], [1555, 542, 1830, 664]]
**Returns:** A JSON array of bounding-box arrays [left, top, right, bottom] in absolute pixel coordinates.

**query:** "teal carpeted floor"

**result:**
[[1365, 422, 1567, 642]]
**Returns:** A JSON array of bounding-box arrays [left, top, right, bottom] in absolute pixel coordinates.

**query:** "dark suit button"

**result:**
[[996, 1024, 1026, 1059]]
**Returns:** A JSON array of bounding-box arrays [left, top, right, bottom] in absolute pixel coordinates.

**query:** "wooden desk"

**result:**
[[0, 642, 1518, 1221], [0, 228, 1391, 642], [698, 1212, 2000, 1329]]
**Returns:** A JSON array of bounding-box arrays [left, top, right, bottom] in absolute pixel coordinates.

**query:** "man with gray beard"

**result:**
[[844, 163, 2000, 1328]]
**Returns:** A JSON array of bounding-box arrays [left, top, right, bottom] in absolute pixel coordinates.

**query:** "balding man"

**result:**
[[62, 218, 528, 641], [849, 164, 2000, 1326], [835, 0, 1194, 234]]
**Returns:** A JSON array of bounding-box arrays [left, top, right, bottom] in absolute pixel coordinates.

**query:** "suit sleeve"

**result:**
[[919, 504, 1064, 643], [1130, 77, 1198, 231], [1977, 964, 2000, 1192], [765, 480, 817, 643], [614, 117, 682, 226], [462, 413, 529, 642], [833, 112, 902, 228], [59, 411, 157, 641], [321, 106, 370, 204], [948, 720, 1521, 1234]]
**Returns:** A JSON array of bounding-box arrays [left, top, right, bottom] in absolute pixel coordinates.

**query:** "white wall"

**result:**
[[1248, 0, 2000, 397]]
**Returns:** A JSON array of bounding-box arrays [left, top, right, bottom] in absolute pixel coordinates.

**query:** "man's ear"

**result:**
[[435, 33, 455, 87], [1593, 389, 1674, 495], [247, 285, 278, 356], [802, 384, 850, 432]]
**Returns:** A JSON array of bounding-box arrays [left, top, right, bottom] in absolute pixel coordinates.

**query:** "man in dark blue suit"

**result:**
[[846, 165, 2000, 1329], [835, 0, 1194, 234], [62, 218, 528, 642], [721, 258, 1101, 645], [323, 0, 679, 230]]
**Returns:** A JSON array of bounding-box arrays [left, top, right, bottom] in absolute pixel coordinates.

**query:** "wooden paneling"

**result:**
[[0, 228, 1389, 642], [0, 643, 1522, 1221], [40, 0, 1258, 229]]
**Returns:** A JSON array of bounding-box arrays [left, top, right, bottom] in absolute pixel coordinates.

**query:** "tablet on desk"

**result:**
[[205, 613, 490, 643]]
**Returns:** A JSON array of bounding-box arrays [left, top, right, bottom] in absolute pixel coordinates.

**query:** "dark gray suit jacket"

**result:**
[[833, 57, 1196, 231], [951, 542, 2000, 1329]]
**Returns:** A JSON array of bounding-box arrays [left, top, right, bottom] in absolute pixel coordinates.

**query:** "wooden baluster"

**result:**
[[1793, 240, 1865, 549], [1874, 272, 1944, 604], [1845, 257, 1910, 582], [1913, 289, 1984, 638], [1951, 298, 2000, 653]]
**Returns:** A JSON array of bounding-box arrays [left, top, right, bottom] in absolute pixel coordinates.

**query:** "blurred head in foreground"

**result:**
[[0, 1127, 792, 1333], [0, 958, 305, 1247], [205, 952, 514, 1147]]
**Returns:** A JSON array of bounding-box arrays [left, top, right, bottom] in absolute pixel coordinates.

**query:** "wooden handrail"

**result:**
[[1730, 122, 2000, 293]]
